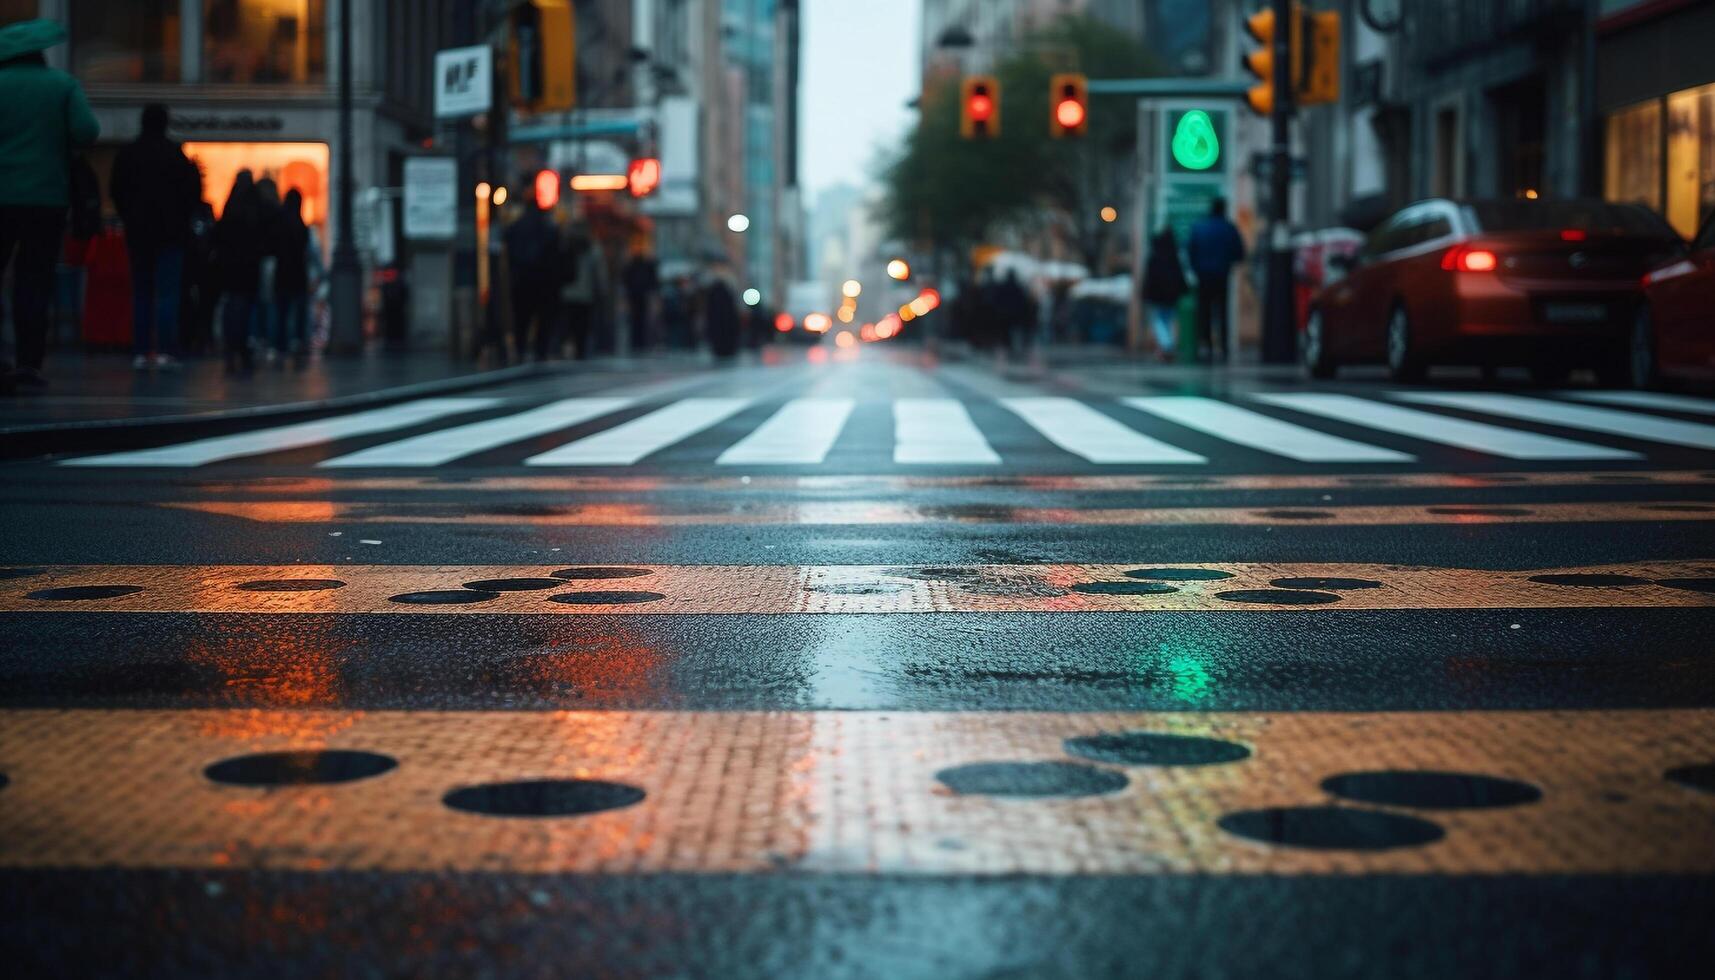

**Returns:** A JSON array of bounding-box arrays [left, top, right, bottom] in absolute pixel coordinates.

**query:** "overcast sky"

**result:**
[[799, 0, 922, 197]]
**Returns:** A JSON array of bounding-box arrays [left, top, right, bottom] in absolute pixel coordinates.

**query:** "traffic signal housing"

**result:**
[[960, 75, 1000, 139], [1049, 73, 1088, 138], [1243, 5, 1301, 117], [510, 0, 576, 113], [1300, 10, 1341, 106]]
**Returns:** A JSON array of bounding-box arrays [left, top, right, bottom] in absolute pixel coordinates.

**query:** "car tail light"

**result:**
[[1560, 229, 1587, 242], [1442, 245, 1498, 272]]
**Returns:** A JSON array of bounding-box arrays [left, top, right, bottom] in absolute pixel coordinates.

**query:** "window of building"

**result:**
[[204, 0, 325, 85], [1606, 99, 1663, 214], [1665, 82, 1715, 240], [71, 0, 181, 83]]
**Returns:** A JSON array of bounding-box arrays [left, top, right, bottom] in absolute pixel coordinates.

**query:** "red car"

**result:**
[[1304, 199, 1684, 383], [1633, 211, 1715, 388]]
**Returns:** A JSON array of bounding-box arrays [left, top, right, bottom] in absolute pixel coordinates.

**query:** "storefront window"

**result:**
[[71, 0, 181, 84], [1605, 99, 1662, 214], [1665, 82, 1715, 240], [204, 0, 325, 85], [185, 141, 329, 233]]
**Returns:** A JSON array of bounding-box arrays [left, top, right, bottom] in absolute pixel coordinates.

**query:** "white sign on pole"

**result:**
[[434, 45, 492, 119], [403, 157, 458, 241]]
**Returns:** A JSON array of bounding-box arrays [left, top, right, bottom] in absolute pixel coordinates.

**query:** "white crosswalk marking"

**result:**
[[60, 398, 501, 467], [1253, 393, 1639, 460], [1001, 397, 1206, 464], [319, 398, 633, 467], [525, 398, 752, 466], [1121, 396, 1414, 463], [1565, 390, 1715, 416], [717, 399, 854, 465], [1396, 392, 1715, 451], [894, 398, 1001, 464]]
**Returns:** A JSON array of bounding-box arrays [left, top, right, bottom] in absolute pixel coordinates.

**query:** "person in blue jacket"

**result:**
[[1185, 197, 1246, 363]]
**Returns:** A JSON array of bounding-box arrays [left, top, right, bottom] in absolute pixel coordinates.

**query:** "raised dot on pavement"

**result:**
[[1072, 581, 1180, 596], [1064, 732, 1250, 766], [1528, 574, 1653, 587], [1269, 577, 1383, 590], [1218, 806, 1445, 850], [443, 779, 646, 817], [1665, 763, 1715, 794], [462, 578, 566, 592], [1215, 589, 1341, 606], [26, 585, 144, 601], [1321, 770, 1542, 809], [205, 750, 397, 787], [236, 579, 346, 592], [0, 567, 47, 580], [935, 761, 1129, 798], [388, 589, 502, 605], [1655, 577, 1715, 594], [547, 591, 666, 605], [551, 567, 652, 580], [1255, 510, 1335, 520], [1124, 568, 1234, 581], [1425, 506, 1533, 516]]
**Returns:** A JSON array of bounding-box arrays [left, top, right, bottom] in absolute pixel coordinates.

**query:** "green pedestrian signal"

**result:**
[[1171, 110, 1220, 171]]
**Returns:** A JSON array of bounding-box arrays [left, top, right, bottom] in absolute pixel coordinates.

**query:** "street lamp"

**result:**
[[887, 259, 911, 280], [841, 279, 862, 298], [742, 288, 762, 306], [727, 213, 751, 233], [1100, 206, 1118, 223]]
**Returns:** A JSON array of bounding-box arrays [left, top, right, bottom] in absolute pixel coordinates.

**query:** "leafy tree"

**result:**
[[876, 15, 1159, 275]]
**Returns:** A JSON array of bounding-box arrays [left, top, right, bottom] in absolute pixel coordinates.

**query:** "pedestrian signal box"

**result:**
[[510, 0, 576, 113], [961, 75, 1000, 139]]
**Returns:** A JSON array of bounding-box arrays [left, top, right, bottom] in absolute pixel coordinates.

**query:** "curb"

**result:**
[[0, 361, 561, 461]]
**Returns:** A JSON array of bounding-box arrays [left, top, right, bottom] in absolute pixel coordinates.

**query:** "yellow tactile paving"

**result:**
[[0, 709, 1709, 875], [160, 499, 1715, 526], [3, 561, 1715, 613], [187, 470, 1715, 494]]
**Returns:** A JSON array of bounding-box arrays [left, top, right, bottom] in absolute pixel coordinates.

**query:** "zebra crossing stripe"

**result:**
[[1398, 392, 1715, 451], [7, 561, 1713, 614], [319, 398, 634, 467], [1567, 391, 1715, 416], [159, 498, 1715, 527], [894, 398, 1000, 464], [717, 399, 854, 465], [525, 398, 752, 466], [1253, 393, 1639, 460], [1002, 397, 1206, 464], [3, 708, 1710, 874], [1121, 396, 1413, 463], [59, 398, 502, 467]]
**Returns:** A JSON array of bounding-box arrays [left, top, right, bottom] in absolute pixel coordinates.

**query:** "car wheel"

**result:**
[[1303, 310, 1337, 379], [1630, 306, 1660, 390], [1385, 305, 1424, 383]]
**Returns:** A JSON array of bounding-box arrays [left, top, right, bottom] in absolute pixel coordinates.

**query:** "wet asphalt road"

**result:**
[[3, 350, 1714, 978]]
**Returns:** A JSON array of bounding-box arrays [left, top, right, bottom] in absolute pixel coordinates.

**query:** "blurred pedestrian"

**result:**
[[182, 200, 218, 355], [502, 189, 559, 362], [622, 247, 660, 354], [0, 19, 99, 391], [273, 188, 313, 366], [253, 176, 284, 362], [110, 103, 202, 371], [701, 259, 740, 360], [994, 271, 1034, 356], [1141, 227, 1188, 362], [557, 222, 603, 360], [661, 274, 693, 350], [214, 170, 263, 374], [1186, 197, 1246, 363]]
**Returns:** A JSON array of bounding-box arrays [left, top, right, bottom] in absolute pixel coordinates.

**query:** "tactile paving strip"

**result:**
[[3, 562, 1714, 613], [0, 709, 1709, 874], [159, 500, 1715, 526]]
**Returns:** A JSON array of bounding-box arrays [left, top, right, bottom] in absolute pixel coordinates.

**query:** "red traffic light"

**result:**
[[628, 157, 661, 198], [1055, 98, 1085, 130], [968, 91, 994, 122], [534, 169, 560, 210]]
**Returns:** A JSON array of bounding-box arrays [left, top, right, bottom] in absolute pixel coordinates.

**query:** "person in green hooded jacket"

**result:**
[[0, 18, 99, 389]]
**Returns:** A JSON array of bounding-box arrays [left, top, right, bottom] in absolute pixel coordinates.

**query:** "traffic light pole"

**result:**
[[1262, 0, 1296, 365]]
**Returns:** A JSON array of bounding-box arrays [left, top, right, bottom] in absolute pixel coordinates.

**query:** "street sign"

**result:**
[[402, 157, 457, 241], [434, 45, 492, 119], [1167, 108, 1227, 174]]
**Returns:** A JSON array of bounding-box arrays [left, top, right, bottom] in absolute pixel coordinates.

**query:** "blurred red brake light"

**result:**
[[1441, 245, 1497, 272]]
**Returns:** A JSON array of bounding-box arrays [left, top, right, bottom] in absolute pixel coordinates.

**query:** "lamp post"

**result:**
[[328, 0, 363, 355]]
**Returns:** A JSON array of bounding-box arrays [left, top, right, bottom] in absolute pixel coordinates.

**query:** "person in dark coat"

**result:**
[[622, 249, 660, 353], [272, 189, 312, 366], [213, 170, 263, 374], [0, 19, 99, 390], [557, 222, 602, 360], [110, 103, 202, 370], [1185, 197, 1246, 363], [502, 192, 560, 362], [993, 271, 1034, 355], [1141, 227, 1189, 361], [701, 262, 741, 359]]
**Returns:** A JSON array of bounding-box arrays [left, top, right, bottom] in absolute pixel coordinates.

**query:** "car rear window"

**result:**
[[1468, 201, 1676, 237]]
